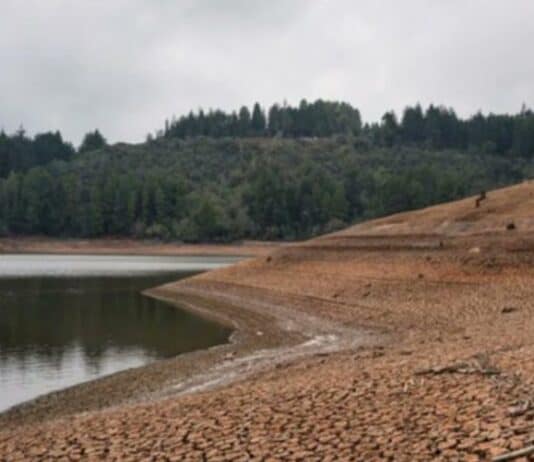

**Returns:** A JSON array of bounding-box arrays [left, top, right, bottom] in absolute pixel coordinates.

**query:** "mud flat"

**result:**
[[4, 182, 534, 460]]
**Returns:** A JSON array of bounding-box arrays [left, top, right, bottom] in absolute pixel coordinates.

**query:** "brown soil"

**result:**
[[0, 237, 280, 257], [4, 181, 534, 460]]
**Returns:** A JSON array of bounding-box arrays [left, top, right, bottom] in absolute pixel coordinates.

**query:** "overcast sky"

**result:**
[[2, 0, 534, 145]]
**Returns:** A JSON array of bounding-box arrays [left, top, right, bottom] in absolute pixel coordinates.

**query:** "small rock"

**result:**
[[502, 306, 518, 314]]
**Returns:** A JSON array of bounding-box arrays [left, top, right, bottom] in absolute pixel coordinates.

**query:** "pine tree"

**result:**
[[251, 103, 266, 135], [89, 185, 104, 236], [238, 106, 252, 136], [330, 183, 349, 221], [79, 130, 107, 154], [194, 197, 219, 240]]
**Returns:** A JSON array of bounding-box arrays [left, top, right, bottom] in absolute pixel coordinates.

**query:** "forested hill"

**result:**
[[1, 100, 534, 241], [0, 136, 531, 241]]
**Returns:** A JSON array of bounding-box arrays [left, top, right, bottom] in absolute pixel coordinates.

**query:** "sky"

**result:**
[[2, 0, 534, 145]]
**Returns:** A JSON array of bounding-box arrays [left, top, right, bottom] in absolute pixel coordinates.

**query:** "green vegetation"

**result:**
[[1, 100, 534, 241], [78, 129, 107, 154], [0, 128, 75, 178], [164, 100, 534, 158]]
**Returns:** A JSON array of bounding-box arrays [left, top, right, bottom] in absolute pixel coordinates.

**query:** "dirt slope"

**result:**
[[3, 182, 534, 461], [333, 180, 534, 237]]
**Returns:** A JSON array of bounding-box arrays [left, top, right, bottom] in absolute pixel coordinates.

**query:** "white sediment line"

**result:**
[[146, 284, 372, 401], [163, 331, 367, 398]]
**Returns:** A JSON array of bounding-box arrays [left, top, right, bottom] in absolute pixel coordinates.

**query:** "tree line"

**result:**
[[163, 100, 363, 139], [0, 129, 74, 178], [0, 128, 107, 179], [3, 100, 534, 181], [161, 100, 534, 158], [373, 104, 534, 156]]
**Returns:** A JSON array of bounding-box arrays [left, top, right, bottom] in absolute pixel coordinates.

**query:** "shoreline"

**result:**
[[0, 289, 272, 428], [0, 237, 283, 257], [0, 256, 373, 430], [0, 290, 280, 428]]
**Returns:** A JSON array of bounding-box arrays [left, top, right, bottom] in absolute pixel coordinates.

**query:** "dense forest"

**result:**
[[1, 100, 533, 241], [162, 100, 534, 157], [0, 130, 75, 178], [0, 128, 106, 178]]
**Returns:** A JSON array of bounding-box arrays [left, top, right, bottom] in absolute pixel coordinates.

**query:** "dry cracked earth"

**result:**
[[3, 182, 534, 461]]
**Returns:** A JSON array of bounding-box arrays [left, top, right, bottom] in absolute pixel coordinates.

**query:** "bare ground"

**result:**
[[4, 182, 534, 460], [0, 237, 280, 257]]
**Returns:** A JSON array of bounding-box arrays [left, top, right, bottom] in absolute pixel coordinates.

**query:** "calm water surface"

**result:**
[[0, 254, 239, 412]]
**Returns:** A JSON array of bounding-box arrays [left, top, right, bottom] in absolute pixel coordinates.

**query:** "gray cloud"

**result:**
[[2, 0, 533, 145]]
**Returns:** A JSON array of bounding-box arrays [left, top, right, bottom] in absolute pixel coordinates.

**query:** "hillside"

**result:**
[[3, 98, 534, 243], [0, 136, 531, 242], [336, 180, 534, 237], [5, 182, 534, 460]]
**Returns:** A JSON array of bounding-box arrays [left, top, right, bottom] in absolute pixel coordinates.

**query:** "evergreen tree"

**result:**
[[33, 132, 75, 164], [79, 130, 107, 153], [381, 111, 399, 147], [401, 104, 425, 144], [251, 103, 266, 135], [193, 197, 220, 240], [22, 168, 54, 233], [330, 183, 349, 221], [268, 104, 282, 136], [88, 185, 104, 236], [238, 106, 252, 136]]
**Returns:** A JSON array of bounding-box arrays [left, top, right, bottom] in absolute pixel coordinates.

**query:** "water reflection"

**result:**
[[0, 256, 235, 411]]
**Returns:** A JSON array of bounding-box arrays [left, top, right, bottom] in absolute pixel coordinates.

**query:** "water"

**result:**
[[0, 254, 239, 412]]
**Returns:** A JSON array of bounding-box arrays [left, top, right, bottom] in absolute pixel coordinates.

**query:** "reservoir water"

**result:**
[[0, 254, 239, 412]]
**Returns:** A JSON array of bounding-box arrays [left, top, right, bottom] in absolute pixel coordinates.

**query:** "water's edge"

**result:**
[[0, 255, 241, 417], [0, 255, 375, 429]]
